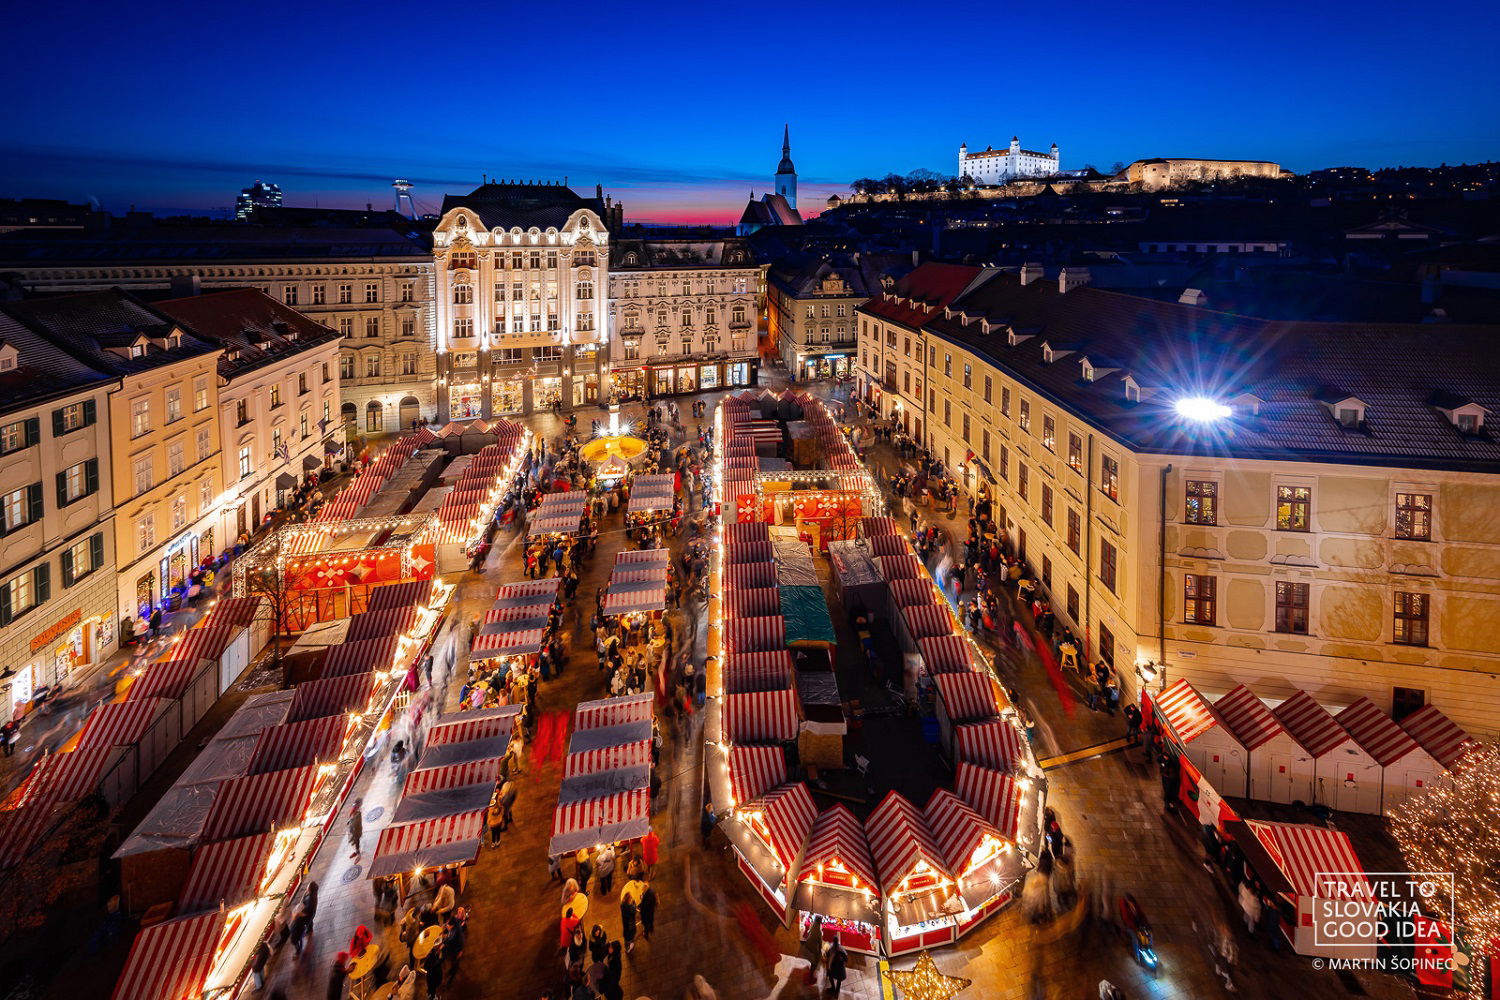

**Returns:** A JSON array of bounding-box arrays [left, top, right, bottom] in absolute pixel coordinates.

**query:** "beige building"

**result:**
[[432, 183, 619, 418], [0, 221, 436, 436], [608, 237, 759, 399], [859, 263, 1500, 737], [155, 289, 343, 543], [5, 291, 225, 624], [0, 311, 117, 712], [1124, 158, 1287, 190], [766, 260, 873, 381]]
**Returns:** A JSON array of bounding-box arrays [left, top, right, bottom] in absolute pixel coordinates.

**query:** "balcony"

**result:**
[[882, 377, 898, 391]]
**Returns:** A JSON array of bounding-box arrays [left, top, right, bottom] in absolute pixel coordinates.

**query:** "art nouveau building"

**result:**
[[607, 238, 759, 399], [154, 289, 343, 543], [766, 260, 874, 380], [0, 309, 117, 714], [431, 183, 620, 419], [860, 263, 1500, 737], [0, 222, 436, 435]]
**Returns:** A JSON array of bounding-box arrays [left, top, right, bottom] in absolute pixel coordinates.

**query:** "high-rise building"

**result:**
[[234, 180, 283, 220]]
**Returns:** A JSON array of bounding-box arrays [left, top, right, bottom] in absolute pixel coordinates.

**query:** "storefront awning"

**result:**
[[276, 472, 298, 489], [303, 454, 323, 470]]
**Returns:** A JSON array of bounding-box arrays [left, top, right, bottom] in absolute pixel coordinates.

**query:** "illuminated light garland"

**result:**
[[886, 951, 972, 1000], [1389, 742, 1500, 992]]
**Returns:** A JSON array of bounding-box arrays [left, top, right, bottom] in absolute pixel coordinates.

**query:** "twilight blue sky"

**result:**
[[2, 0, 1497, 224]]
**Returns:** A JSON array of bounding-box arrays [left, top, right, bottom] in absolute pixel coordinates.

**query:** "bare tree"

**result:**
[[242, 530, 295, 687]]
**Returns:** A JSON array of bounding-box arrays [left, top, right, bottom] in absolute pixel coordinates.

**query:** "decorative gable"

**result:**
[[0, 342, 17, 372], [1318, 394, 1367, 428]]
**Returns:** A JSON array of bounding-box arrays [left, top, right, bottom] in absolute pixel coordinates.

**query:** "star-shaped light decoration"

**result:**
[[887, 951, 972, 1000]]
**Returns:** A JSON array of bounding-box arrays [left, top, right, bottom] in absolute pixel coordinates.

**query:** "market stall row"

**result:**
[[549, 694, 655, 860]]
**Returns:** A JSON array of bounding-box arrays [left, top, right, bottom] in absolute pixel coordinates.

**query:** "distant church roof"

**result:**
[[776, 124, 796, 176]]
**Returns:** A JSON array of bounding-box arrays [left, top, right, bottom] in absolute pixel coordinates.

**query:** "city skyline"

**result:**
[[3, 0, 1498, 223]]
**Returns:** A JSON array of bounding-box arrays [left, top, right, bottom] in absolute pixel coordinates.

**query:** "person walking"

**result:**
[[422, 944, 444, 1000], [596, 843, 616, 896], [620, 894, 638, 954], [1238, 880, 1263, 933], [804, 915, 824, 986], [826, 940, 848, 996], [641, 828, 659, 879], [638, 882, 657, 940], [575, 848, 593, 894], [326, 953, 348, 1000], [700, 801, 717, 847], [347, 798, 363, 859], [588, 924, 609, 963], [289, 905, 311, 957]]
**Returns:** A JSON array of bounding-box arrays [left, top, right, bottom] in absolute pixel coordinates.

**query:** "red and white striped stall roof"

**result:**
[[484, 605, 550, 627], [75, 699, 166, 750], [21, 747, 115, 804], [160, 622, 239, 666], [1214, 685, 1287, 751], [745, 782, 817, 869], [610, 566, 669, 585], [918, 635, 980, 676], [726, 587, 781, 619], [602, 586, 667, 616], [1272, 691, 1351, 758], [529, 514, 583, 536], [565, 740, 652, 780], [177, 831, 276, 913], [725, 522, 771, 544], [288, 672, 374, 724], [900, 603, 953, 641], [574, 693, 654, 732], [404, 759, 503, 796], [346, 606, 417, 642], [212, 596, 262, 628], [370, 809, 487, 879], [955, 762, 1025, 841], [876, 553, 922, 581], [247, 715, 347, 775], [200, 765, 319, 842], [427, 705, 522, 746], [1153, 678, 1221, 745], [798, 804, 878, 890], [725, 616, 786, 653], [366, 579, 433, 611], [471, 628, 546, 657], [1244, 819, 1370, 899], [1336, 698, 1423, 767], [889, 577, 939, 609], [322, 636, 399, 678], [860, 517, 899, 537], [497, 578, 564, 598], [723, 650, 795, 695], [868, 534, 910, 558], [549, 788, 650, 858], [0, 802, 59, 869], [726, 540, 775, 564], [728, 745, 786, 804], [722, 688, 801, 744], [612, 548, 671, 567], [1399, 704, 1477, 769], [724, 562, 777, 590], [129, 659, 203, 702], [865, 790, 951, 887], [955, 721, 1024, 772], [110, 910, 226, 1000], [924, 787, 1007, 873], [537, 489, 587, 508], [934, 672, 1003, 723]]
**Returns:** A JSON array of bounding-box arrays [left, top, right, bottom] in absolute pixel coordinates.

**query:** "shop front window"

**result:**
[[677, 366, 698, 393], [449, 384, 483, 419], [535, 378, 563, 409], [729, 363, 750, 386], [699, 365, 720, 389], [492, 379, 524, 414]]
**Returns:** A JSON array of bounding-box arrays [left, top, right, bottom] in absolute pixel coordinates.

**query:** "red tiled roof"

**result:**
[[857, 263, 983, 332]]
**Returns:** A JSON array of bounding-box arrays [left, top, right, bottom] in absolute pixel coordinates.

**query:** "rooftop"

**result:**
[[0, 310, 117, 413], [857, 262, 988, 331], [152, 288, 342, 379], [611, 238, 754, 271], [440, 182, 608, 232], [0, 224, 431, 265], [2, 289, 220, 377]]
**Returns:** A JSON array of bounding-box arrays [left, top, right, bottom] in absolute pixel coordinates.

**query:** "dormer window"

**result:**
[[1336, 406, 1362, 428], [1318, 394, 1367, 428], [0, 344, 17, 372], [1457, 412, 1481, 433], [1125, 381, 1140, 402], [1081, 361, 1095, 382], [168, 334, 181, 349], [130, 343, 147, 359], [1007, 329, 1032, 347]]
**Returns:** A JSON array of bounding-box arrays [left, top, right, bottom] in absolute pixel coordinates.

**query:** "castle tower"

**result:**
[[958, 142, 968, 180], [775, 124, 797, 210]]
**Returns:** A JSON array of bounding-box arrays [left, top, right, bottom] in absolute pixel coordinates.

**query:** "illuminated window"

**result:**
[[1276, 486, 1311, 531], [1275, 582, 1309, 634], [1184, 574, 1216, 625], [1394, 493, 1431, 540], [1185, 480, 1218, 525], [1393, 591, 1429, 646]]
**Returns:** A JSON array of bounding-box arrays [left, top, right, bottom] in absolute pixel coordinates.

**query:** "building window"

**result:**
[[400, 315, 416, 338], [57, 459, 97, 505], [365, 355, 381, 378], [1098, 624, 1115, 667], [165, 388, 182, 423], [1100, 455, 1119, 502], [270, 384, 283, 408], [1001, 387, 1011, 417], [454, 284, 473, 304], [196, 427, 212, 461], [1, 483, 39, 533], [238, 446, 252, 479], [998, 445, 1009, 481], [1041, 484, 1053, 525], [400, 353, 416, 376], [282, 285, 298, 306], [1395, 493, 1432, 540], [365, 317, 380, 338], [200, 479, 213, 513], [1040, 415, 1057, 452], [365, 282, 380, 303], [1067, 433, 1082, 473], [1041, 554, 1052, 587], [62, 533, 104, 587], [1393, 591, 1429, 646], [1018, 399, 1030, 432], [1099, 539, 1118, 593], [1275, 581, 1309, 634], [340, 355, 354, 380], [400, 282, 415, 303], [623, 343, 639, 361], [1276, 485, 1311, 531], [943, 399, 952, 427], [0, 418, 37, 454], [300, 414, 309, 438], [54, 401, 96, 436], [312, 284, 326, 305], [339, 318, 354, 337], [1185, 480, 1218, 525], [167, 440, 185, 476], [131, 398, 151, 438], [171, 495, 187, 531], [962, 363, 972, 389], [1184, 574, 1216, 625], [983, 375, 993, 404], [0, 566, 46, 625], [132, 455, 153, 496], [136, 513, 155, 554], [961, 414, 971, 443], [235, 399, 248, 426], [1392, 687, 1426, 723], [338, 284, 353, 304], [1017, 462, 1029, 504], [1066, 584, 1080, 622], [732, 304, 746, 325], [943, 353, 952, 377]]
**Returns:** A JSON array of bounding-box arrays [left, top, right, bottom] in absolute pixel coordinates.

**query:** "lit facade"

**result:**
[[959, 137, 1060, 184], [766, 261, 871, 380]]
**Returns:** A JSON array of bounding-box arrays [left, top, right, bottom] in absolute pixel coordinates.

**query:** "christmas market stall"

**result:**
[[1213, 685, 1315, 805], [1272, 692, 1382, 815], [924, 788, 1024, 934], [1335, 697, 1444, 812], [826, 538, 885, 618], [1398, 703, 1477, 771], [794, 804, 882, 955], [1150, 677, 1249, 800], [549, 695, 655, 862], [865, 791, 962, 954]]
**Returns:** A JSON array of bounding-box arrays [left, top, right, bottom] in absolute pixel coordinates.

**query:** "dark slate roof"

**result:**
[[2, 290, 220, 377], [440, 182, 607, 231], [767, 260, 872, 299], [857, 262, 986, 332], [0, 311, 117, 414], [153, 289, 342, 379], [926, 273, 1500, 472], [610, 238, 755, 271], [0, 225, 431, 265]]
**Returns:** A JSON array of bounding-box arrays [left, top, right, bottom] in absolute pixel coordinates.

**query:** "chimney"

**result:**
[[1179, 288, 1208, 307], [1020, 262, 1044, 286], [1058, 267, 1092, 294], [170, 274, 202, 298]]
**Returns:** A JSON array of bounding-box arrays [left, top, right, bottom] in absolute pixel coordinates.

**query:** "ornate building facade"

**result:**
[[431, 183, 621, 420], [766, 260, 873, 380], [959, 136, 1060, 184], [607, 237, 759, 400]]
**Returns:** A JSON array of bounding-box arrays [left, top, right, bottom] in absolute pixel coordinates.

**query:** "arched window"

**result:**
[[366, 400, 383, 432]]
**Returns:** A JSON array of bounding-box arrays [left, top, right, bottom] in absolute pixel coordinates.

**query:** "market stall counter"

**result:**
[[793, 805, 883, 955]]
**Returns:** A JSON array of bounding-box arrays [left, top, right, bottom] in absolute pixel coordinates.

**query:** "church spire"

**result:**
[[783, 123, 790, 159], [775, 124, 797, 210]]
